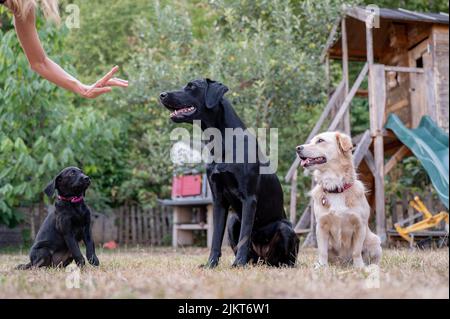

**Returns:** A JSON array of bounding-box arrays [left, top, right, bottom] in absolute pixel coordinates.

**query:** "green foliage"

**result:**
[[362, 0, 448, 12], [0, 15, 122, 226], [1, 0, 448, 226], [63, 0, 155, 80], [386, 157, 432, 195]]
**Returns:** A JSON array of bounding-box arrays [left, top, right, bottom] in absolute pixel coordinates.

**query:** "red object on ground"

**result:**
[[172, 174, 202, 198], [103, 241, 118, 250]]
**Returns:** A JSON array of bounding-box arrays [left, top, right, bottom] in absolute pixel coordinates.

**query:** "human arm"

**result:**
[[13, 7, 128, 98]]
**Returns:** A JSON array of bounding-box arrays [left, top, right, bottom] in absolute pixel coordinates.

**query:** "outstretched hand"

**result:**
[[79, 66, 128, 99]]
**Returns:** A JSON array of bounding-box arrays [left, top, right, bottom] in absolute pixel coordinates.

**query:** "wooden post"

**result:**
[[289, 169, 298, 225], [124, 206, 129, 246], [366, 17, 386, 242], [373, 127, 386, 244], [325, 54, 331, 96], [161, 206, 168, 244], [342, 17, 351, 135], [118, 208, 123, 244], [150, 207, 155, 245], [155, 208, 162, 245], [136, 207, 142, 244], [143, 208, 149, 244], [366, 23, 374, 66], [172, 207, 178, 248], [30, 207, 36, 240], [367, 18, 387, 244], [131, 206, 137, 245]]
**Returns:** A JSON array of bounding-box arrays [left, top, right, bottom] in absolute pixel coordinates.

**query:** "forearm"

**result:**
[[13, 8, 85, 96], [30, 56, 85, 95], [13, 8, 126, 99]]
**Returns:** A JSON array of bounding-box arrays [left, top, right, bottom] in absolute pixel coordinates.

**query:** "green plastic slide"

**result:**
[[385, 114, 449, 209]]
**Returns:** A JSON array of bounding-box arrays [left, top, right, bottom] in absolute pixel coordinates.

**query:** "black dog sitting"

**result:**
[[17, 167, 99, 269], [160, 79, 299, 267]]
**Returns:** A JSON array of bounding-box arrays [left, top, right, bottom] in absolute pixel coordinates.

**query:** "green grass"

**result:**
[[0, 247, 448, 299]]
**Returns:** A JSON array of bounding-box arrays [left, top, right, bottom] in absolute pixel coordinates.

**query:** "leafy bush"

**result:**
[[0, 15, 122, 226]]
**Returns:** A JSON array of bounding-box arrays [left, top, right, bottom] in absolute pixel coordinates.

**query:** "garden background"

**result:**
[[0, 0, 448, 233]]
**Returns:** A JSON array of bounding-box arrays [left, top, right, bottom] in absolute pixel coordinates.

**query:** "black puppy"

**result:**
[[17, 167, 99, 269], [160, 79, 299, 267]]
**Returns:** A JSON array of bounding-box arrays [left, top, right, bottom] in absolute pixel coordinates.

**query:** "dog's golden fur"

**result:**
[[298, 132, 382, 268]]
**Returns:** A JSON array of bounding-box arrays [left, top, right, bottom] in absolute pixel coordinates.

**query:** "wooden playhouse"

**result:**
[[286, 6, 449, 245]]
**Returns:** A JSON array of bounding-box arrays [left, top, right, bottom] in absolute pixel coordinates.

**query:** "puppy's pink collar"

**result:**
[[57, 195, 84, 203]]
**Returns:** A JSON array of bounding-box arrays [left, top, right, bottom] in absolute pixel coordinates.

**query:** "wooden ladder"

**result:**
[[286, 63, 370, 241]]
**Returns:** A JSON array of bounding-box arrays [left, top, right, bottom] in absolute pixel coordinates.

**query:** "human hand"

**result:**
[[79, 66, 128, 99]]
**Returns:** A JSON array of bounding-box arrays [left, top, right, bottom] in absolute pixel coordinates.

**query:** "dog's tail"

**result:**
[[16, 263, 32, 270]]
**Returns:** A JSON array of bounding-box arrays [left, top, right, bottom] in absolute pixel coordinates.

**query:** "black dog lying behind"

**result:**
[[160, 79, 299, 267], [17, 167, 99, 269]]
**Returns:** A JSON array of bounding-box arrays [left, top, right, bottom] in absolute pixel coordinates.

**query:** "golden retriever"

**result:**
[[296, 132, 382, 268]]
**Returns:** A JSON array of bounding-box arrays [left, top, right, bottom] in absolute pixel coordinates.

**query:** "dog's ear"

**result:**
[[44, 173, 61, 198], [336, 132, 353, 154], [205, 79, 229, 109]]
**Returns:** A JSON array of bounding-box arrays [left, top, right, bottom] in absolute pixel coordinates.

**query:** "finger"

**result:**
[[106, 78, 129, 87], [113, 78, 129, 85], [95, 66, 119, 88]]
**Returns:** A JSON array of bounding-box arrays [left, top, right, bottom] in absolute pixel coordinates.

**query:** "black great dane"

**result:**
[[160, 79, 299, 268]]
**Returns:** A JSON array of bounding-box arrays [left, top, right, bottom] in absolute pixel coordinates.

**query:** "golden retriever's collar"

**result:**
[[323, 183, 353, 194]]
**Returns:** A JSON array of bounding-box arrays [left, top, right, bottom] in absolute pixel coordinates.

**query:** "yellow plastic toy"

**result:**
[[394, 196, 449, 244]]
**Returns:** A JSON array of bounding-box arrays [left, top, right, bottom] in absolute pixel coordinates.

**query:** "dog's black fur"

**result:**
[[16, 167, 99, 269], [160, 79, 299, 267]]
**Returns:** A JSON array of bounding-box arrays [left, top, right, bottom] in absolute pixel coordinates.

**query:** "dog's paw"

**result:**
[[75, 257, 86, 268], [231, 259, 248, 268], [313, 261, 328, 270], [88, 255, 100, 267], [353, 260, 365, 269], [15, 263, 31, 270], [199, 259, 219, 269]]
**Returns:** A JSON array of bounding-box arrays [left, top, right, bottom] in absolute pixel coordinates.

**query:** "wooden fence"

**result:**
[[116, 205, 173, 246], [20, 204, 173, 246]]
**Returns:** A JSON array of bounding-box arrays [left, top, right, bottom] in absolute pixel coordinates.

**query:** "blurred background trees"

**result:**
[[1, 0, 448, 226]]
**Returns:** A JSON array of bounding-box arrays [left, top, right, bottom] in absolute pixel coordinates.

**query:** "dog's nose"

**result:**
[[83, 176, 91, 183], [296, 145, 304, 153], [160, 92, 168, 99]]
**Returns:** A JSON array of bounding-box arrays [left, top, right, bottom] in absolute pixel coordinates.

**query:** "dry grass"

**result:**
[[0, 247, 448, 299]]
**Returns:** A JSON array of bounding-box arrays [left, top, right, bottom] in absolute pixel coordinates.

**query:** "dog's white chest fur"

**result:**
[[325, 193, 348, 213]]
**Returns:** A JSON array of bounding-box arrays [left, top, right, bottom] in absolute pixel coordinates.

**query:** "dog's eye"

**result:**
[[316, 138, 325, 144], [186, 82, 196, 90]]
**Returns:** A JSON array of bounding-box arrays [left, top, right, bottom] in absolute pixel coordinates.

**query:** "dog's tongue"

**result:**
[[300, 158, 310, 167]]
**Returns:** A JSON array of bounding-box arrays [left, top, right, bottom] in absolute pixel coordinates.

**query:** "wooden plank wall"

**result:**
[[382, 23, 414, 127], [432, 25, 449, 132]]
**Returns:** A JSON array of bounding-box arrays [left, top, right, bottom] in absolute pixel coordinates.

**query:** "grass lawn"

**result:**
[[0, 247, 448, 299]]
